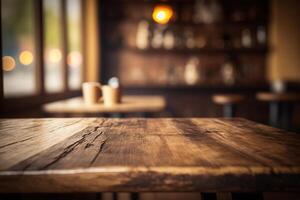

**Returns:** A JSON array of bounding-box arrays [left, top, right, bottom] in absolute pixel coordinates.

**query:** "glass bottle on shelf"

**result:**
[[184, 57, 201, 85], [151, 28, 164, 49], [184, 29, 195, 49], [163, 29, 175, 50], [241, 29, 253, 48], [210, 0, 223, 22], [193, 0, 205, 23], [220, 56, 238, 85], [256, 26, 266, 46], [136, 20, 150, 49], [193, 0, 222, 24]]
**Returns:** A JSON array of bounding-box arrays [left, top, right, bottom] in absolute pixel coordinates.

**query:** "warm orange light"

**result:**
[[2, 56, 16, 72], [47, 49, 62, 63], [67, 51, 82, 68], [19, 50, 34, 65], [152, 4, 173, 25]]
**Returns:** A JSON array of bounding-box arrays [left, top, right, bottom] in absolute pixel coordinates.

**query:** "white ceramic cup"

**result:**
[[102, 85, 121, 106], [82, 82, 102, 104]]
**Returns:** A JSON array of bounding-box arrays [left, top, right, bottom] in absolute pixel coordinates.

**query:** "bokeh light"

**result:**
[[152, 4, 173, 25], [19, 50, 34, 65], [2, 56, 16, 72], [67, 51, 82, 68], [47, 48, 62, 63]]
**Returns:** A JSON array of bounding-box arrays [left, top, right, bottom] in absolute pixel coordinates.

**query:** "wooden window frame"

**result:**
[[0, 0, 86, 113]]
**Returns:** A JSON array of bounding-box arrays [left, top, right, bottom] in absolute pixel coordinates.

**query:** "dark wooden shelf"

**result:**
[[104, 18, 268, 27], [123, 83, 269, 93], [102, 0, 261, 5], [109, 46, 269, 55]]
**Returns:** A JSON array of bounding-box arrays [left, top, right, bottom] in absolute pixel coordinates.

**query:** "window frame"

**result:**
[[0, 0, 85, 113]]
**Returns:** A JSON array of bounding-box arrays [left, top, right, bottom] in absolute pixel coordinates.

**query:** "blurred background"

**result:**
[[1, 0, 300, 132]]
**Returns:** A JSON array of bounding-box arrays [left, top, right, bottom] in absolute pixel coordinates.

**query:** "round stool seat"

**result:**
[[212, 94, 245, 105], [256, 92, 300, 102], [256, 92, 300, 129], [212, 94, 245, 118]]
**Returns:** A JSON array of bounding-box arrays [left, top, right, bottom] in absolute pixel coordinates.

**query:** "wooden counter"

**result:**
[[0, 118, 300, 193]]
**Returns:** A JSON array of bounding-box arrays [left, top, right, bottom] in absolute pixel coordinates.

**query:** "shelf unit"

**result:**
[[100, 0, 269, 88]]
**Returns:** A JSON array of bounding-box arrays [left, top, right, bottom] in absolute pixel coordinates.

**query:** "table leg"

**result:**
[[112, 192, 118, 200], [269, 101, 280, 127], [139, 112, 152, 118], [216, 192, 232, 200], [110, 113, 125, 118], [223, 104, 236, 118], [201, 193, 217, 200], [281, 103, 292, 130], [231, 192, 263, 200], [96, 192, 102, 200]]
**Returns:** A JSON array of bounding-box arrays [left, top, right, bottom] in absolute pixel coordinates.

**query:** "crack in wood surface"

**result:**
[[40, 126, 102, 170], [85, 131, 104, 149], [89, 139, 107, 166]]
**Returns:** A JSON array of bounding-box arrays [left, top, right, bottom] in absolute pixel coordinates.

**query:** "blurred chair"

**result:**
[[212, 94, 245, 117], [256, 92, 300, 130]]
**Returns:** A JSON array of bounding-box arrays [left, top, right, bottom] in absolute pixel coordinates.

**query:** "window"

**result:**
[[1, 0, 36, 97], [67, 0, 83, 90], [1, 0, 84, 102], [44, 0, 64, 93]]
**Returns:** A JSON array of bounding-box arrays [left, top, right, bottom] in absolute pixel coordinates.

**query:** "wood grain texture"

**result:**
[[0, 118, 300, 193], [42, 96, 166, 113]]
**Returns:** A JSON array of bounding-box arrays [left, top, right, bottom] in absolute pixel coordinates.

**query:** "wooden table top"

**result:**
[[0, 118, 300, 193], [43, 96, 166, 114]]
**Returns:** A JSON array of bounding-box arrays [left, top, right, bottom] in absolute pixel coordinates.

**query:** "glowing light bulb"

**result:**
[[67, 51, 82, 68], [152, 4, 173, 25], [19, 50, 34, 65], [2, 56, 16, 72]]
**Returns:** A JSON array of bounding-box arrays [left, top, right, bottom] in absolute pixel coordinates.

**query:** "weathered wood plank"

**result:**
[[0, 118, 98, 170], [0, 118, 300, 193]]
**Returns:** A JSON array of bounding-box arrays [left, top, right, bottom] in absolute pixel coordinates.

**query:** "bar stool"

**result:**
[[256, 92, 300, 129], [212, 94, 245, 117]]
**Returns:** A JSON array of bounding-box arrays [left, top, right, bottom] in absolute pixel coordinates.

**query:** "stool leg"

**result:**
[[281, 103, 292, 130], [216, 192, 232, 200], [269, 101, 280, 127], [231, 192, 263, 200], [112, 192, 118, 200], [110, 113, 125, 118], [223, 104, 236, 118], [96, 193, 102, 200], [201, 193, 217, 200], [130, 192, 139, 200]]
